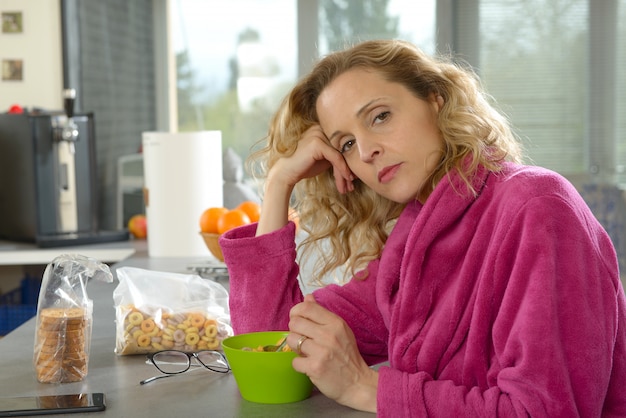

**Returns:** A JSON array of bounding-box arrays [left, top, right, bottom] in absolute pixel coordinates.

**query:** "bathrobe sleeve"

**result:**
[[221, 221, 389, 365], [220, 221, 302, 334]]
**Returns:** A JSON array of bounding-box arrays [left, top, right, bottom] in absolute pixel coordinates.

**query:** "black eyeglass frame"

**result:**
[[147, 350, 230, 375]]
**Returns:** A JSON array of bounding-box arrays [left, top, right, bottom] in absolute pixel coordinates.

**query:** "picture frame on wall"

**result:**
[[2, 59, 23, 81], [2, 11, 23, 33]]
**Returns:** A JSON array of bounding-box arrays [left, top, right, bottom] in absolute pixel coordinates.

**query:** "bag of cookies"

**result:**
[[33, 254, 113, 383], [113, 267, 232, 355]]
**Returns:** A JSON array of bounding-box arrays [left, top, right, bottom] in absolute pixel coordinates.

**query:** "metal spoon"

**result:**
[[263, 337, 288, 352]]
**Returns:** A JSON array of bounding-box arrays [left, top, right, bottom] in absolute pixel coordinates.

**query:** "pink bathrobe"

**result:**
[[220, 163, 626, 417]]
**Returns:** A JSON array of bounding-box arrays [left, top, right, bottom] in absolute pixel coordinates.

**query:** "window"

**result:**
[[170, 0, 298, 159], [452, 0, 625, 184], [169, 0, 435, 161], [481, 0, 587, 174]]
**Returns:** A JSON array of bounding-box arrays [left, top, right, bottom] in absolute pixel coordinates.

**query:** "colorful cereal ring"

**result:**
[[141, 319, 155, 333], [205, 324, 218, 339], [128, 312, 144, 326], [185, 333, 200, 346]]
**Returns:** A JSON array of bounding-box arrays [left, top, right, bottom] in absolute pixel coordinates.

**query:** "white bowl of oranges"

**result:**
[[199, 201, 261, 262]]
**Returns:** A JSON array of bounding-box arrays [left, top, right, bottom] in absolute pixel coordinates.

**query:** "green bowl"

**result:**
[[221, 331, 313, 404]]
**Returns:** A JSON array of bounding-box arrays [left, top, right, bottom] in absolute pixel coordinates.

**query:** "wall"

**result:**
[[66, 0, 156, 230], [0, 0, 63, 111]]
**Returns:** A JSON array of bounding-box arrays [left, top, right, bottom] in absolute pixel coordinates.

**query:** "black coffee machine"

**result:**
[[0, 89, 128, 247]]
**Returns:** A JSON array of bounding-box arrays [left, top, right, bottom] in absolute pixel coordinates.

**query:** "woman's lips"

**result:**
[[378, 164, 401, 184]]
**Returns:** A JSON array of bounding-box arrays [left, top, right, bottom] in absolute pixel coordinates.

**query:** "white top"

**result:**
[[0, 240, 136, 266]]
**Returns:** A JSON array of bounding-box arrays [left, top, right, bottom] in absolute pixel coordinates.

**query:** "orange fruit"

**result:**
[[217, 209, 251, 234], [128, 214, 147, 239], [236, 201, 261, 223], [199, 207, 228, 233]]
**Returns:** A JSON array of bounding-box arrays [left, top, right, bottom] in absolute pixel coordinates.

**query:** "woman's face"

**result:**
[[316, 68, 443, 203]]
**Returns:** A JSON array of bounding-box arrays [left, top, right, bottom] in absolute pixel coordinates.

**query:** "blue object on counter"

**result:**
[[0, 275, 41, 335]]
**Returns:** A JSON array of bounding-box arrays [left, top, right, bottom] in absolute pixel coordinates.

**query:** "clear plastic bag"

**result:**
[[113, 267, 232, 355], [33, 254, 113, 383]]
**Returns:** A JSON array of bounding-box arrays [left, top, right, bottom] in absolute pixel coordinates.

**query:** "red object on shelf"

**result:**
[[7, 104, 23, 114]]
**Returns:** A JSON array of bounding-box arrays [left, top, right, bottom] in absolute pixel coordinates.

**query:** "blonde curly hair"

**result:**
[[249, 39, 523, 284]]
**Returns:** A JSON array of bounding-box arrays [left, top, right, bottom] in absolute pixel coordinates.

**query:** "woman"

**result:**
[[219, 40, 626, 416]]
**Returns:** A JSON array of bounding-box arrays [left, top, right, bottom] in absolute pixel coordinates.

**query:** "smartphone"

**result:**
[[0, 393, 105, 417]]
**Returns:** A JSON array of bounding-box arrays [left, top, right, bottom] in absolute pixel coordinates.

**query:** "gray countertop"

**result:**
[[0, 244, 373, 417]]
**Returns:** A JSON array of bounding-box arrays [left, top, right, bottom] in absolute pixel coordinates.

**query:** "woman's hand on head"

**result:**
[[270, 125, 354, 194], [287, 294, 378, 413], [257, 125, 354, 236]]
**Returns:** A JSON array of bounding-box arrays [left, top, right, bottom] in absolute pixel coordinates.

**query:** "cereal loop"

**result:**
[[185, 333, 200, 346], [205, 324, 218, 338], [137, 334, 151, 347], [185, 327, 199, 335], [189, 313, 205, 329], [128, 312, 144, 326], [161, 339, 174, 349], [173, 329, 186, 343], [141, 319, 156, 333]]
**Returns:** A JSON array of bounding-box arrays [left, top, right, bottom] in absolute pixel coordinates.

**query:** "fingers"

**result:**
[[288, 296, 321, 356], [301, 126, 354, 194], [289, 294, 330, 326], [287, 294, 375, 410], [335, 169, 355, 194], [295, 334, 309, 356], [288, 295, 344, 351], [287, 296, 321, 353], [268, 124, 355, 194]]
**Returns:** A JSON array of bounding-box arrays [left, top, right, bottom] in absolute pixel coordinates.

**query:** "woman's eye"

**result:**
[[373, 111, 390, 124], [340, 139, 355, 154]]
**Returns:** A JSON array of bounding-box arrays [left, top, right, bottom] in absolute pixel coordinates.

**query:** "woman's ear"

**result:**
[[428, 92, 445, 113], [436, 95, 444, 110]]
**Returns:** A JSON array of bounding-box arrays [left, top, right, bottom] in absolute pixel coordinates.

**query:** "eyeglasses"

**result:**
[[140, 350, 230, 385]]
